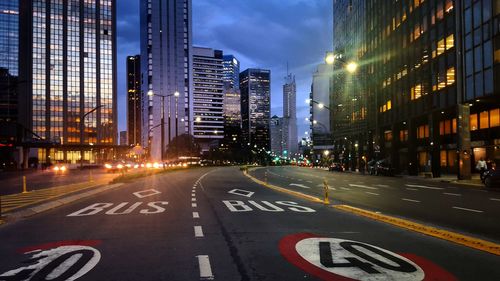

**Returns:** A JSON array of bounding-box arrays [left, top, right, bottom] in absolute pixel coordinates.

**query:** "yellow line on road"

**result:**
[[334, 204, 500, 256]]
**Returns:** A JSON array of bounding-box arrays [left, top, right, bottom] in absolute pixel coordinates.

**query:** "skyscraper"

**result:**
[[283, 72, 298, 158], [270, 115, 284, 156], [310, 63, 333, 154], [127, 55, 141, 146], [140, 0, 193, 160], [0, 0, 19, 148], [222, 55, 240, 90], [240, 68, 271, 150], [192, 47, 224, 152], [18, 0, 117, 164]]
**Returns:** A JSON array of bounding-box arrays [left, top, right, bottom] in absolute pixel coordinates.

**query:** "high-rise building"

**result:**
[[0, 0, 19, 149], [18, 0, 117, 164], [283, 72, 298, 158], [127, 55, 141, 146], [222, 55, 240, 90], [270, 115, 284, 156], [192, 47, 224, 152], [119, 131, 127, 146], [140, 0, 193, 160], [240, 68, 271, 150], [223, 88, 242, 149], [310, 63, 333, 154]]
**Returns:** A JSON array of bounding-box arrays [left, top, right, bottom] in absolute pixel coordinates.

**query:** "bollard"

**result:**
[[22, 176, 28, 193], [323, 178, 330, 204]]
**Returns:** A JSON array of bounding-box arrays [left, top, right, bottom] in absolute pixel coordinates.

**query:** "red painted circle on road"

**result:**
[[279, 233, 457, 281]]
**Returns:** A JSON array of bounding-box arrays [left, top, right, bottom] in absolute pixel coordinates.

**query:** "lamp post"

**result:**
[[148, 90, 180, 163], [80, 105, 104, 168]]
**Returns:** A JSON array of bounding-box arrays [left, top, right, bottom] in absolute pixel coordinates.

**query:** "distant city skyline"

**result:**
[[116, 0, 333, 140]]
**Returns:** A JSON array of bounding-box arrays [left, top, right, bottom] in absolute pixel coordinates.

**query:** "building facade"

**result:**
[[192, 47, 224, 152], [333, 0, 500, 178], [127, 55, 141, 146], [140, 0, 193, 160], [240, 68, 271, 151], [270, 115, 284, 156], [283, 73, 298, 158], [222, 55, 240, 90], [119, 130, 127, 146], [310, 63, 334, 157], [18, 0, 117, 164], [222, 87, 241, 149]]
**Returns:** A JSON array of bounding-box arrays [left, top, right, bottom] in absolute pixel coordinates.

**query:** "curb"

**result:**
[[1, 183, 123, 224], [244, 168, 500, 257]]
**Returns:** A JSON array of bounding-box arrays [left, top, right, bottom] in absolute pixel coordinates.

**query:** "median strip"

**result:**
[[333, 204, 500, 256]]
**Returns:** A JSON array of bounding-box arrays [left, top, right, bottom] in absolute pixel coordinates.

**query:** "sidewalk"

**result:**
[[401, 174, 483, 187]]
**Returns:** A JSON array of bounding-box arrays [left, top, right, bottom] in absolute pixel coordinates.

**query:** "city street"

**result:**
[[0, 167, 499, 280]]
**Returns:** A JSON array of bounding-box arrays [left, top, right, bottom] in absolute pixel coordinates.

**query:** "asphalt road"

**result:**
[[250, 166, 500, 242], [0, 167, 499, 280]]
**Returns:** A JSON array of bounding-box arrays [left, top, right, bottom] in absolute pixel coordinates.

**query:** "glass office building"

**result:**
[[127, 55, 141, 146], [19, 0, 117, 163]]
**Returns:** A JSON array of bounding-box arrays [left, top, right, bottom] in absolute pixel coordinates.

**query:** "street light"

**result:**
[[80, 105, 104, 168], [346, 61, 358, 74]]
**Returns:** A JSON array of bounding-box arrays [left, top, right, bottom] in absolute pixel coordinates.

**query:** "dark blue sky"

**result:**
[[117, 0, 333, 139]]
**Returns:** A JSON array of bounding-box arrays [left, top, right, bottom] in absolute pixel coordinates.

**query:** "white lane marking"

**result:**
[[192, 198, 197, 202], [197, 255, 214, 279], [289, 183, 311, 189], [405, 184, 443, 190], [192, 193, 196, 196], [402, 198, 420, 203], [329, 187, 337, 190], [340, 187, 351, 191], [375, 184, 390, 188], [228, 189, 255, 198], [443, 192, 462, 197], [452, 206, 483, 213], [405, 188, 418, 191], [490, 198, 500, 202], [366, 192, 379, 196], [133, 189, 161, 198], [193, 212, 199, 218], [194, 226, 204, 237], [349, 184, 378, 190], [306, 180, 313, 183], [192, 203, 197, 208]]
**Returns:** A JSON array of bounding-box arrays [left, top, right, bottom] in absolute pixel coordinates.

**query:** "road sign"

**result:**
[[279, 233, 457, 281], [0, 241, 101, 280]]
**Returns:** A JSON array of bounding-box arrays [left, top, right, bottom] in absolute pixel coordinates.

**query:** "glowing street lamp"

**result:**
[[346, 61, 358, 73], [325, 53, 335, 65]]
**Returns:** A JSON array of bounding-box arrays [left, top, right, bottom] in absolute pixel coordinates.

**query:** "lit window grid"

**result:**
[[0, 0, 19, 76]]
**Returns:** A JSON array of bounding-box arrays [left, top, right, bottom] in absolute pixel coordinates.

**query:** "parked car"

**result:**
[[482, 168, 500, 188], [329, 162, 345, 172], [374, 159, 394, 176], [104, 161, 129, 173]]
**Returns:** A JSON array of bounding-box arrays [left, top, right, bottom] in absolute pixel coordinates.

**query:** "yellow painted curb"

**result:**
[[334, 204, 500, 256], [244, 170, 324, 203]]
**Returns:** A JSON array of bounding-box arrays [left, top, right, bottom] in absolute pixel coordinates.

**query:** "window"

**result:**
[[490, 109, 500, 127], [470, 113, 478, 130], [417, 125, 429, 139], [400, 130, 409, 142], [446, 67, 455, 85], [384, 130, 393, 142], [479, 111, 489, 129]]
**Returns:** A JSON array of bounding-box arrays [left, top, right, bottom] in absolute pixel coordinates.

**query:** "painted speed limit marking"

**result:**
[[0, 241, 101, 281], [279, 233, 457, 281]]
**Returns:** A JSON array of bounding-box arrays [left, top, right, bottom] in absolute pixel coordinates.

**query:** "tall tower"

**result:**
[[127, 55, 141, 146], [19, 0, 117, 164], [283, 71, 298, 158], [240, 68, 271, 150], [140, 0, 193, 160]]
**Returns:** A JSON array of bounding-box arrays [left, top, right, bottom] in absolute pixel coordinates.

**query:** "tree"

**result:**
[[165, 134, 201, 160]]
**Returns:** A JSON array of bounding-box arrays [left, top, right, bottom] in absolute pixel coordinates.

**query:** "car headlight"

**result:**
[[105, 164, 112, 169], [53, 166, 60, 171], [60, 166, 67, 171], [117, 164, 123, 169]]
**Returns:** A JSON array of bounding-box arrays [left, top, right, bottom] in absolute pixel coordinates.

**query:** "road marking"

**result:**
[[402, 198, 420, 203], [192, 203, 197, 208], [192, 193, 196, 197], [375, 184, 390, 188], [197, 255, 214, 279], [405, 188, 418, 191], [328, 187, 337, 191], [443, 192, 462, 197], [490, 198, 500, 202], [306, 180, 313, 183], [349, 184, 378, 190], [289, 183, 311, 189], [366, 192, 379, 196], [193, 212, 199, 218], [194, 226, 204, 238], [133, 189, 161, 198], [228, 189, 255, 197], [192, 198, 197, 202], [340, 187, 351, 191], [405, 184, 443, 190], [452, 206, 483, 213]]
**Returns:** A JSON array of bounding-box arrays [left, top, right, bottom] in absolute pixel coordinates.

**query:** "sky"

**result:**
[[116, 0, 333, 140]]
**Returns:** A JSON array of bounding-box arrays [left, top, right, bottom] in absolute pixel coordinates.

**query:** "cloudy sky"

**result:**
[[116, 0, 333, 139]]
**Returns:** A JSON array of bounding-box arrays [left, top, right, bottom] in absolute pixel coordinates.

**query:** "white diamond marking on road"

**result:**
[[133, 189, 161, 199], [228, 189, 255, 198]]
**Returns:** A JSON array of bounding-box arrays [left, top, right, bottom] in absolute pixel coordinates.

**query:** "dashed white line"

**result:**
[[375, 184, 390, 188], [443, 192, 462, 197], [194, 226, 204, 237], [366, 192, 379, 196], [405, 188, 418, 191], [306, 180, 313, 183], [405, 184, 443, 190], [452, 206, 483, 213], [192, 198, 197, 202], [193, 212, 199, 218], [340, 187, 351, 191], [349, 184, 378, 190], [490, 198, 500, 202], [402, 198, 420, 203], [197, 255, 214, 279], [192, 203, 197, 208]]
